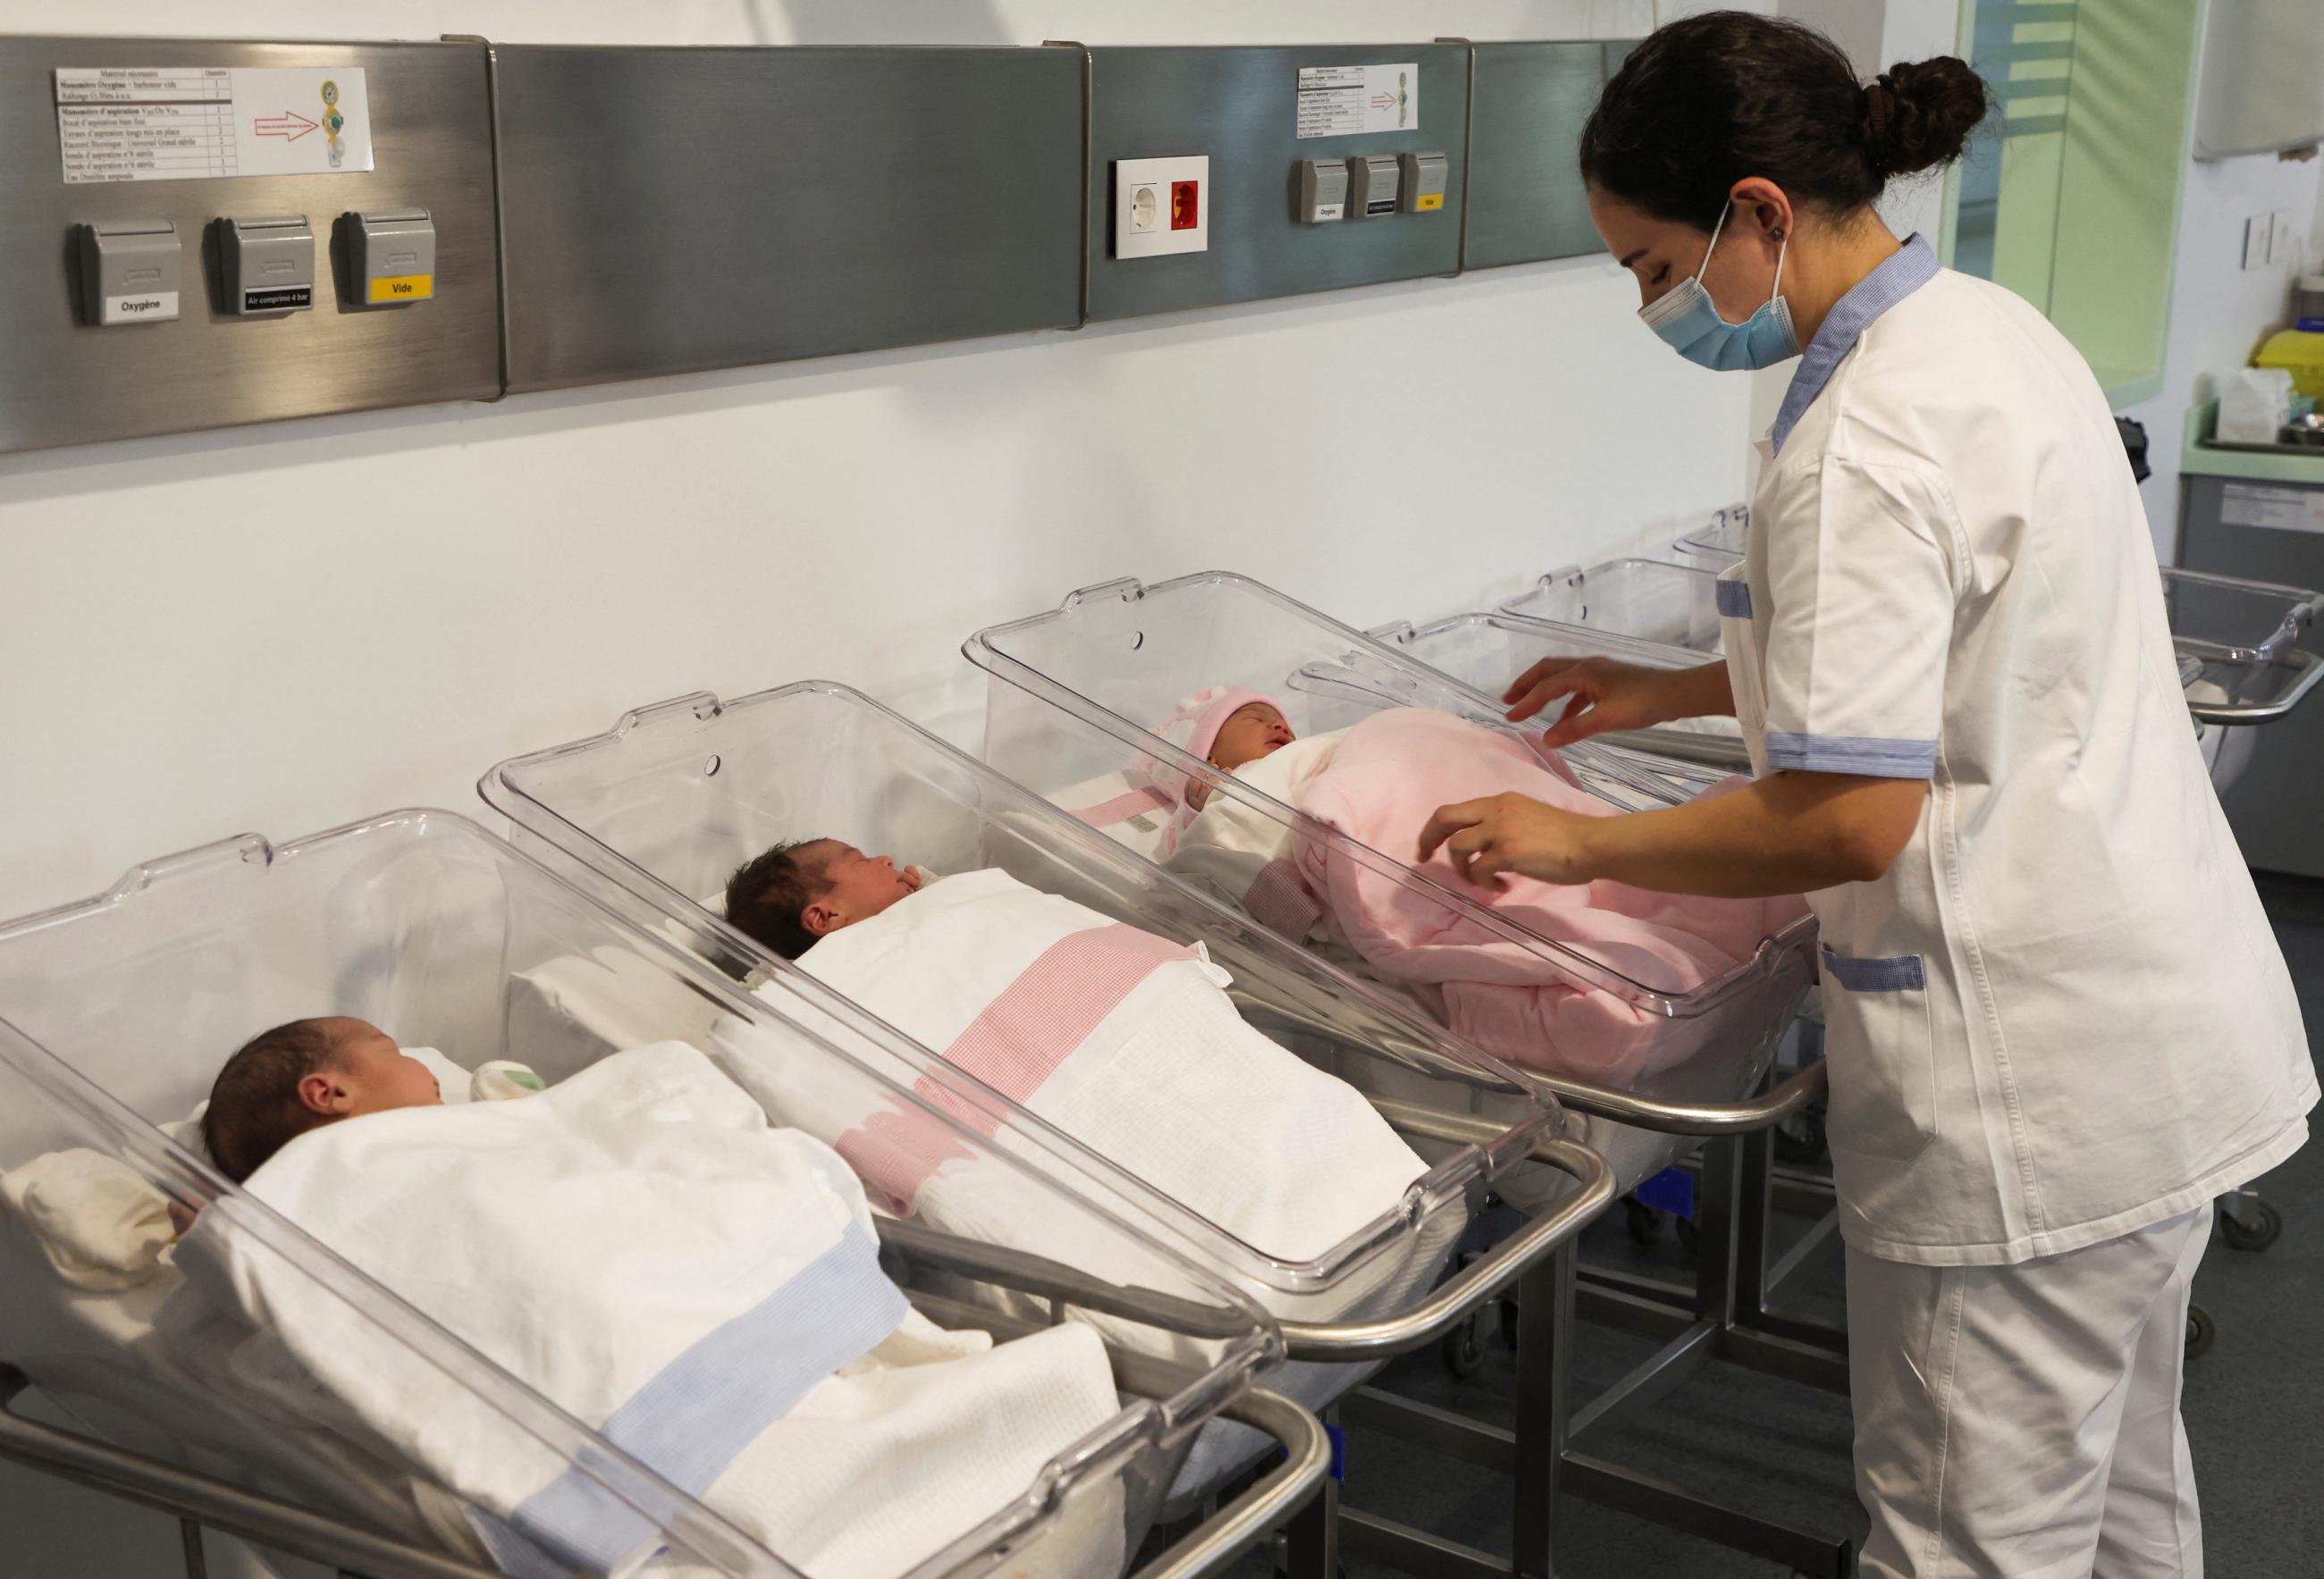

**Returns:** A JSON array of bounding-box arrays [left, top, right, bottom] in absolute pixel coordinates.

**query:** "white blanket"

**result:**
[[1166, 732, 1346, 943], [172, 1042, 1124, 1579], [784, 869, 1429, 1275]]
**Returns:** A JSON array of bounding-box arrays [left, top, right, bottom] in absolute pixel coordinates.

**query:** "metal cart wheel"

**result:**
[[1442, 1314, 1486, 1378], [1774, 1108, 1830, 1167], [2219, 1197, 2283, 1253], [1625, 1197, 1664, 1245], [2186, 1304, 2217, 1359]]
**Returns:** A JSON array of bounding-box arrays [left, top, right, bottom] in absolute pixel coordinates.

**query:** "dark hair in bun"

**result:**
[[1579, 10, 1989, 226]]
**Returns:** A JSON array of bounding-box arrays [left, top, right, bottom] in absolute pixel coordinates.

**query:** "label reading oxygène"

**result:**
[[103, 290, 178, 323]]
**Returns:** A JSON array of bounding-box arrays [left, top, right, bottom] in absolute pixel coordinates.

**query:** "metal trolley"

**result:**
[[965, 573, 1861, 1577], [484, 681, 1620, 1579], [0, 813, 1332, 1579]]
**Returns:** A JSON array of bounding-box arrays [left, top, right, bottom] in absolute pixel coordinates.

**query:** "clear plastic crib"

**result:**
[[0, 811, 1325, 1579], [484, 683, 1608, 1318], [964, 572, 1819, 1157]]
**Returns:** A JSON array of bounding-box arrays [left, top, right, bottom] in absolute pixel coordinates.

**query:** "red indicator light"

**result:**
[[1170, 180, 1200, 231]]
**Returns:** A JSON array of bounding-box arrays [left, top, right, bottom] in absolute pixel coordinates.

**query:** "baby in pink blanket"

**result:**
[[1150, 693, 1807, 1085]]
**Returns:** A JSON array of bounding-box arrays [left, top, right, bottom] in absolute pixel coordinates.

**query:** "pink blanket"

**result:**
[[1287, 710, 1807, 1084]]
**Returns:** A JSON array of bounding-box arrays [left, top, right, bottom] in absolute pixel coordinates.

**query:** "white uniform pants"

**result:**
[[1847, 1205, 2211, 1578]]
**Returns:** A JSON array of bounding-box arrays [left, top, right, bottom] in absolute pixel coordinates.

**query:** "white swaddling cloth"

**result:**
[[170, 1042, 1125, 1579], [778, 869, 1430, 1275], [1166, 731, 1347, 945]]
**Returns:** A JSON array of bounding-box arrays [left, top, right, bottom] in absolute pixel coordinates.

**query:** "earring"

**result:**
[[1771, 227, 1786, 241]]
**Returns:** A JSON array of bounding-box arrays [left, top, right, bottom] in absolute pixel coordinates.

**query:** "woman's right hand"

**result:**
[[1504, 656, 1719, 749]]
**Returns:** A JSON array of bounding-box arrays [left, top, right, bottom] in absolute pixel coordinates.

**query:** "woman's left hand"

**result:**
[[1418, 794, 1599, 887]]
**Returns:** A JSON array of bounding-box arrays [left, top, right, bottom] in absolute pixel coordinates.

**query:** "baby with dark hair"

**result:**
[[200, 1017, 443, 1182], [724, 840, 922, 959]]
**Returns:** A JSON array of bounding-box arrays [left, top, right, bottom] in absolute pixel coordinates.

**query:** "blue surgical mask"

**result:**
[[1638, 204, 1800, 372]]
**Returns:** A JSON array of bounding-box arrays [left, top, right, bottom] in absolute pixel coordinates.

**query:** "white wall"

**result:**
[[0, 4, 1762, 1575], [2120, 20, 2321, 553]]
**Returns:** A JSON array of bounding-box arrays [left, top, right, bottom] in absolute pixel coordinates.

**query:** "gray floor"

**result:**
[[1205, 873, 2324, 1579]]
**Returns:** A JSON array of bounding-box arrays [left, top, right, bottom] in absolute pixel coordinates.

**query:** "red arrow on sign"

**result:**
[[253, 110, 317, 141]]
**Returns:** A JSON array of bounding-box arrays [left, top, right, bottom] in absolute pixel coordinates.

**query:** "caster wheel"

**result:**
[[1625, 1198, 1664, 1245], [1675, 1215, 1702, 1256], [1774, 1111, 1830, 1167], [1442, 1315, 1485, 1378], [2219, 1198, 2282, 1253], [2185, 1304, 2216, 1359]]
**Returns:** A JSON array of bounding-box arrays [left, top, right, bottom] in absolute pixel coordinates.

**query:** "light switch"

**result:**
[[2244, 215, 2270, 272]]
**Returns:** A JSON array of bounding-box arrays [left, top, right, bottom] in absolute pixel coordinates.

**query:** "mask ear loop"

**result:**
[[1695, 200, 1733, 282]]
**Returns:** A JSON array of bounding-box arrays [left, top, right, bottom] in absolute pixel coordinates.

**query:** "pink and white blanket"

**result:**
[[1169, 708, 1807, 1086], [764, 870, 1432, 1274]]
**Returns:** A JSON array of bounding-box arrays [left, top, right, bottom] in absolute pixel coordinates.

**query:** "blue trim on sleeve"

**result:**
[[1821, 945, 1926, 993], [1714, 578, 1753, 618], [1772, 234, 1940, 457], [1764, 731, 1937, 778]]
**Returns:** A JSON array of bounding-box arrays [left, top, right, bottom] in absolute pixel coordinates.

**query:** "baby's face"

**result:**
[[1208, 703, 1295, 774], [804, 843, 922, 931], [317, 1018, 443, 1117]]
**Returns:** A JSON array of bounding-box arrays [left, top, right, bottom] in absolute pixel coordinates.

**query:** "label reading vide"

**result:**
[[368, 273, 432, 303], [53, 66, 373, 184], [1415, 192, 1444, 212], [103, 290, 177, 324], [243, 286, 312, 312], [1296, 63, 1419, 139], [2219, 482, 2324, 535]]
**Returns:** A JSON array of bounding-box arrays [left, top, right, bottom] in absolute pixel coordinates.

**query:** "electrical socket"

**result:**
[[1114, 155, 1209, 260]]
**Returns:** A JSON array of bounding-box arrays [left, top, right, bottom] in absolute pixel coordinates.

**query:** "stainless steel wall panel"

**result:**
[[1083, 45, 1469, 323], [0, 38, 500, 455], [1463, 42, 1625, 272], [494, 46, 1084, 392]]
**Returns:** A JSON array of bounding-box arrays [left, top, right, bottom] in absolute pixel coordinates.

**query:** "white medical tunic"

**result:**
[[1722, 236, 2315, 1266]]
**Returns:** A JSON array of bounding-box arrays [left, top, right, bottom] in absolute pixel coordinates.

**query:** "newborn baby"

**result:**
[[200, 1017, 445, 1182], [725, 841, 926, 958], [1148, 686, 1297, 814], [719, 836, 1444, 1277]]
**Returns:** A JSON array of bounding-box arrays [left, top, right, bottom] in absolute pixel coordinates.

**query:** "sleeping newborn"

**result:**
[[1143, 686, 1300, 824], [199, 1018, 446, 1183], [720, 838, 1446, 1279], [1150, 701, 1811, 1086]]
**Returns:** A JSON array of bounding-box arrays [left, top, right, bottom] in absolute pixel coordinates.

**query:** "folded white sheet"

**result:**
[[173, 1042, 1126, 1579]]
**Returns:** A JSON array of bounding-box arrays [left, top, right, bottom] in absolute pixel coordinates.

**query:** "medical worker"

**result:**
[[1419, 14, 2315, 1575]]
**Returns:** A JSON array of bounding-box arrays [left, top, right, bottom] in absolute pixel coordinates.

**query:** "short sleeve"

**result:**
[[1759, 457, 1959, 779]]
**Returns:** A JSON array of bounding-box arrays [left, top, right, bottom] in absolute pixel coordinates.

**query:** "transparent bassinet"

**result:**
[[0, 811, 1313, 1579], [1502, 557, 2324, 728], [1671, 507, 1751, 567], [484, 683, 1610, 1340], [964, 573, 1816, 1122], [1501, 557, 1725, 654]]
